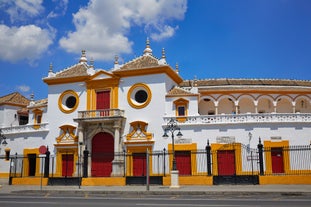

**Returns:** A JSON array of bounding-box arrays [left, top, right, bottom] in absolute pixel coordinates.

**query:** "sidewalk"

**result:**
[[1, 178, 311, 196]]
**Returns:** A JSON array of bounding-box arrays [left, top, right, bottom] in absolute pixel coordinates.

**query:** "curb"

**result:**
[[9, 190, 311, 197]]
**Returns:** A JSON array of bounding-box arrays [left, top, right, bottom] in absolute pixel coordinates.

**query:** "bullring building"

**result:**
[[0, 40, 310, 186]]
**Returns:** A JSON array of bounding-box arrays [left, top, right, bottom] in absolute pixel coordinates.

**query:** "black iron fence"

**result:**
[[8, 144, 311, 179]]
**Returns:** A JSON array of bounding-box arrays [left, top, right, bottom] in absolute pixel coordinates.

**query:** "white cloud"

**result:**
[[17, 85, 30, 93], [47, 0, 69, 19], [0, 24, 54, 63], [150, 25, 178, 41], [1, 0, 44, 23], [59, 0, 187, 61]]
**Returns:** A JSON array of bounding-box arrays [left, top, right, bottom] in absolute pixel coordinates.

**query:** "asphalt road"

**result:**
[[0, 194, 310, 207]]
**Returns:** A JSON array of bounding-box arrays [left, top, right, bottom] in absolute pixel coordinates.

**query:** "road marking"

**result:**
[[136, 204, 242, 207]]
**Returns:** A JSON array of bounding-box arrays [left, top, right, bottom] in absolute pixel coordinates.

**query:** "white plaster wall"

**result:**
[[119, 73, 178, 151], [175, 123, 311, 151], [0, 106, 4, 127], [1, 106, 20, 127], [46, 82, 87, 153]]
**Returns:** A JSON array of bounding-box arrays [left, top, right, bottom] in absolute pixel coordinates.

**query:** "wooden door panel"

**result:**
[[217, 150, 235, 176]]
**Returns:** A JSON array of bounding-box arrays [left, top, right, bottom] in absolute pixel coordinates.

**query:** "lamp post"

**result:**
[[162, 118, 183, 171], [247, 132, 252, 153], [162, 118, 182, 188], [0, 129, 8, 153]]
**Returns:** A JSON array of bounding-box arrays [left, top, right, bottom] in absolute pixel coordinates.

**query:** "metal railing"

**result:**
[[77, 109, 125, 119], [8, 144, 311, 179]]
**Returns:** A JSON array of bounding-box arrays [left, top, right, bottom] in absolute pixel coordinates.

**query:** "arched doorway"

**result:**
[[91, 132, 114, 177]]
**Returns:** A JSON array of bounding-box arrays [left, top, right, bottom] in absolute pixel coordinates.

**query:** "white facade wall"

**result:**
[[119, 73, 178, 151], [46, 82, 87, 153]]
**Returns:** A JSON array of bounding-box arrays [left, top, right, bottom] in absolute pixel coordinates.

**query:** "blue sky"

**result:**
[[0, 0, 311, 100]]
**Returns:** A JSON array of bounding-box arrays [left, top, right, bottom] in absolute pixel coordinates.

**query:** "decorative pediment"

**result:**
[[126, 121, 152, 141], [56, 125, 78, 144], [91, 70, 115, 80], [121, 55, 160, 70]]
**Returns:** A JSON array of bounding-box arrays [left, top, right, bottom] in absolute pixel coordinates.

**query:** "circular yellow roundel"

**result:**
[[127, 83, 152, 109], [58, 90, 79, 113]]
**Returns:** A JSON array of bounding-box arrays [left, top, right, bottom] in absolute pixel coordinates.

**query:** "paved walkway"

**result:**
[[1, 178, 311, 196]]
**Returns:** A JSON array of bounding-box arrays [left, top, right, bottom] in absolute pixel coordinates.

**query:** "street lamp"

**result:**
[[247, 132, 252, 153], [0, 129, 8, 148], [162, 118, 183, 171]]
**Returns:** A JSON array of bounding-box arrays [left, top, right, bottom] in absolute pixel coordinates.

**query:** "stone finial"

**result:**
[[114, 55, 121, 70], [89, 58, 94, 68], [87, 57, 95, 75], [162, 48, 166, 59], [143, 37, 152, 56], [175, 62, 179, 74], [79, 50, 87, 63], [114, 55, 119, 65], [48, 62, 55, 77], [29, 93, 35, 106], [49, 63, 53, 72], [158, 48, 167, 65]]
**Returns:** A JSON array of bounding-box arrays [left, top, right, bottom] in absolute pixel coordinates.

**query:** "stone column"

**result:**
[[214, 101, 219, 115], [111, 120, 124, 176], [292, 101, 296, 113], [254, 101, 258, 113]]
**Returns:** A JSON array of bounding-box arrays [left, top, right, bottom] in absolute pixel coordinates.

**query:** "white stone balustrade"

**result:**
[[78, 109, 125, 119], [1, 123, 49, 135], [164, 113, 311, 126]]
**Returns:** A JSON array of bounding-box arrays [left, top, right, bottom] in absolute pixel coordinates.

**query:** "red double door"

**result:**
[[132, 151, 192, 176], [217, 150, 236, 176], [91, 132, 114, 177], [96, 91, 110, 116], [62, 154, 74, 177], [271, 148, 284, 173]]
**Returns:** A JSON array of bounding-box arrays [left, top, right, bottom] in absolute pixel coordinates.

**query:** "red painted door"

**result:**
[[175, 151, 191, 175], [62, 154, 74, 177], [91, 132, 114, 177], [133, 153, 146, 176], [217, 150, 235, 176], [271, 148, 284, 173], [96, 91, 110, 116]]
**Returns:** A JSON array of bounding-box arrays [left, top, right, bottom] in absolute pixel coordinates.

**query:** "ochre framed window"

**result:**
[[173, 98, 189, 122]]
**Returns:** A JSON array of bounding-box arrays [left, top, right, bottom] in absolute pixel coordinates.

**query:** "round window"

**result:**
[[135, 90, 148, 103], [65, 96, 77, 108], [127, 83, 152, 109], [58, 90, 79, 113]]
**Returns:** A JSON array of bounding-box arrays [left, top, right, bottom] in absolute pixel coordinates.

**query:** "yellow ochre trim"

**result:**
[[54, 146, 78, 177], [167, 143, 197, 175], [211, 143, 243, 176], [263, 140, 289, 175], [58, 90, 79, 113], [23, 148, 40, 177], [113, 65, 183, 84], [82, 177, 125, 186], [260, 175, 311, 185], [11, 177, 48, 185], [125, 145, 153, 176]]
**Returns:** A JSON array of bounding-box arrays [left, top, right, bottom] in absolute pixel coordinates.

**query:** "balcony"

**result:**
[[1, 123, 49, 135], [164, 113, 311, 126], [75, 109, 125, 123]]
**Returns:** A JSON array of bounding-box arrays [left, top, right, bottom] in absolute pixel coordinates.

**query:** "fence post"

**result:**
[[257, 138, 264, 175], [44, 146, 50, 178], [163, 148, 166, 177], [83, 146, 89, 178], [205, 140, 212, 176]]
